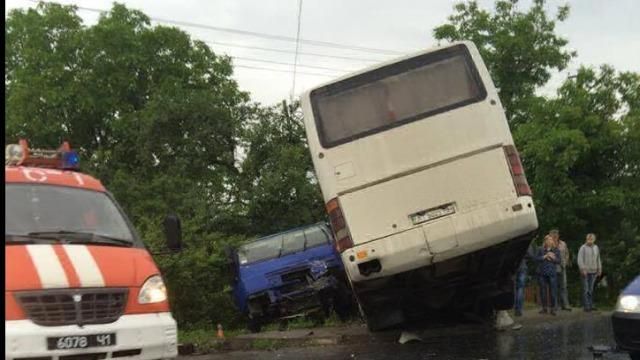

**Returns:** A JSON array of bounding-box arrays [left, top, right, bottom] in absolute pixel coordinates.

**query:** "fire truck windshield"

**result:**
[[5, 184, 135, 245]]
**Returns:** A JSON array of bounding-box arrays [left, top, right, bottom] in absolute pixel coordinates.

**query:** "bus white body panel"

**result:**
[[300, 41, 538, 329]]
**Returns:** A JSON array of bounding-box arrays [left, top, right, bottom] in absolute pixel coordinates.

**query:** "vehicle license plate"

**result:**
[[47, 333, 116, 350], [410, 203, 456, 225]]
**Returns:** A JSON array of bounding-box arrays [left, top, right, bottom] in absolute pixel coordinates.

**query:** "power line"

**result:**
[[203, 39, 381, 63], [291, 0, 304, 100], [234, 64, 335, 78], [231, 55, 350, 73], [26, 0, 405, 55]]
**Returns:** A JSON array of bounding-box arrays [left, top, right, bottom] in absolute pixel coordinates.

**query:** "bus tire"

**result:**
[[492, 290, 515, 310], [363, 307, 405, 332]]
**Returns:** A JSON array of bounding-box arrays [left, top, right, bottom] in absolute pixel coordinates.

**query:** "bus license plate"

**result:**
[[47, 333, 116, 350], [410, 203, 456, 225]]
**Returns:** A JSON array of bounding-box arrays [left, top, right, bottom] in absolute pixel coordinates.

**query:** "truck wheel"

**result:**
[[630, 351, 640, 360], [278, 319, 288, 332], [309, 309, 327, 327], [247, 317, 262, 333], [335, 302, 352, 322], [333, 282, 355, 321]]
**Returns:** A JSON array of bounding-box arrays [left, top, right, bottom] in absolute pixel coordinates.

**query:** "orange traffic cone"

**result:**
[[216, 324, 225, 339]]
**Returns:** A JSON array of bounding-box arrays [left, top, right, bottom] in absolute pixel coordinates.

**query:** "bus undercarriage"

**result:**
[[352, 231, 536, 331]]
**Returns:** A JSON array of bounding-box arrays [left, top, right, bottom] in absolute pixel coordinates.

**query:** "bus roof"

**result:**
[[5, 166, 106, 192], [301, 41, 474, 98]]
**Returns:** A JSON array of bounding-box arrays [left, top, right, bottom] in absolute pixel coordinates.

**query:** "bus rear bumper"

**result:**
[[342, 196, 538, 285], [5, 313, 177, 360]]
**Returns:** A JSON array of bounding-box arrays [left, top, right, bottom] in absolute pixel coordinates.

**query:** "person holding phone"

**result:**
[[536, 235, 561, 315]]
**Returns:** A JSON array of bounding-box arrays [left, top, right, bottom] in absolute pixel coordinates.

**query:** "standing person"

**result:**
[[514, 242, 536, 317], [577, 233, 602, 312], [550, 229, 572, 311], [536, 235, 561, 315]]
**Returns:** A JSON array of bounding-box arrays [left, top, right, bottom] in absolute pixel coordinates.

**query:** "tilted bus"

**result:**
[[300, 41, 538, 330]]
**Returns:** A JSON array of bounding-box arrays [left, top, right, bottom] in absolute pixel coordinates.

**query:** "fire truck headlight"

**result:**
[[138, 275, 168, 304]]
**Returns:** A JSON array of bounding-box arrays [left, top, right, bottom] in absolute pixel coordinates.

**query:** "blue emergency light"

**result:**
[[61, 150, 80, 169]]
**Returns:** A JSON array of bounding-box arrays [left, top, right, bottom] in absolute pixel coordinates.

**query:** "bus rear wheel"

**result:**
[[492, 290, 515, 311], [362, 306, 405, 332], [492, 277, 515, 311]]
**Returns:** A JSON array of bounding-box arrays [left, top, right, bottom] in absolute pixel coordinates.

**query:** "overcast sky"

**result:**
[[5, 0, 640, 105]]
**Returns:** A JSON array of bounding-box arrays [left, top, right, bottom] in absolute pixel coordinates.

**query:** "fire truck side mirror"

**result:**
[[164, 214, 182, 252]]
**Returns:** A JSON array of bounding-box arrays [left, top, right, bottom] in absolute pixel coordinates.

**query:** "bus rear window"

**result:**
[[310, 45, 486, 148]]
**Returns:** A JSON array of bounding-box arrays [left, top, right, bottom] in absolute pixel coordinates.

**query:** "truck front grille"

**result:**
[[15, 288, 128, 326]]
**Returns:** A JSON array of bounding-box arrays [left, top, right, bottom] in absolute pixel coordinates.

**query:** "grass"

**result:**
[[178, 326, 248, 353], [261, 312, 359, 332], [250, 339, 285, 351]]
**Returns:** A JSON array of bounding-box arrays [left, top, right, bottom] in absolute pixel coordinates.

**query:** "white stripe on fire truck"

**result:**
[[63, 245, 105, 287], [26, 244, 69, 288]]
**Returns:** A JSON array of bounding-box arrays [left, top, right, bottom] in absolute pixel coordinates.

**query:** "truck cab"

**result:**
[[229, 223, 352, 332], [5, 140, 182, 360]]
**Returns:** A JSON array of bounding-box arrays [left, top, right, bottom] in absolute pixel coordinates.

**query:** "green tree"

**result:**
[[433, 0, 575, 125], [515, 66, 640, 294], [5, 2, 251, 327], [239, 101, 325, 236]]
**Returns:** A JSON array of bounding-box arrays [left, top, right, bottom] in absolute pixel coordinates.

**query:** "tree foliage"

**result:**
[[5, 2, 325, 328], [434, 0, 575, 125], [238, 101, 325, 235], [515, 67, 640, 293]]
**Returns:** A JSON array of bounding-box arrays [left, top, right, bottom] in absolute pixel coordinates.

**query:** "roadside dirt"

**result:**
[[182, 308, 611, 354]]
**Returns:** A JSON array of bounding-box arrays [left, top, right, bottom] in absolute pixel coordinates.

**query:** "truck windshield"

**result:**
[[237, 226, 330, 265], [5, 184, 135, 245]]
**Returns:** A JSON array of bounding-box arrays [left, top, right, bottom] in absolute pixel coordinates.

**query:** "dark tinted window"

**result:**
[[304, 226, 329, 248], [281, 230, 306, 256], [237, 225, 329, 265], [238, 235, 283, 265], [311, 45, 486, 148]]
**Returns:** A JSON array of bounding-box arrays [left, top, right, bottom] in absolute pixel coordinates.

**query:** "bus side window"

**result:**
[[304, 226, 329, 249]]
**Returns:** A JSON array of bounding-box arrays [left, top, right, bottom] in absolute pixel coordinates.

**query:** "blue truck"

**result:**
[[227, 223, 353, 332]]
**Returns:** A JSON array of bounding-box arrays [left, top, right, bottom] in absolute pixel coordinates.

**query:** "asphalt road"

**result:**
[[184, 313, 630, 360]]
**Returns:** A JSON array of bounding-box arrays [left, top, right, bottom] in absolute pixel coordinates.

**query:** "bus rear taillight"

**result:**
[[504, 145, 532, 196], [326, 198, 354, 253]]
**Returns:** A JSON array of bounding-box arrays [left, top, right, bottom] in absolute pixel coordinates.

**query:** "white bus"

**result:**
[[300, 41, 538, 330]]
